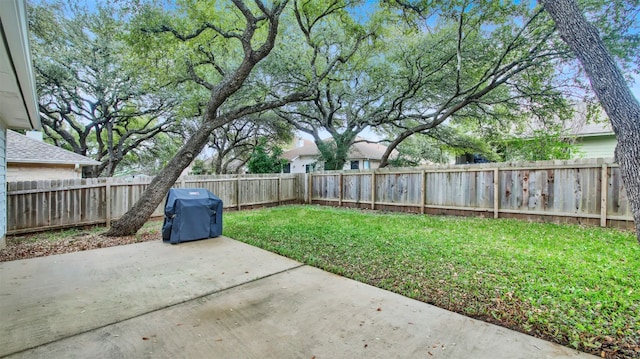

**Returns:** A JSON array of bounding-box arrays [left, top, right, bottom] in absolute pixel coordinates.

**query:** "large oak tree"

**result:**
[[377, 1, 574, 167], [541, 0, 640, 242], [207, 115, 293, 174], [106, 0, 361, 236], [30, 1, 180, 177]]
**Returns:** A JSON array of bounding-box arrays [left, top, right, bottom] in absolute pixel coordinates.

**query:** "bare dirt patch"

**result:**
[[0, 222, 162, 262]]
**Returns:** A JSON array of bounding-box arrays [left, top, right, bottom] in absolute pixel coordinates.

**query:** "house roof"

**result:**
[[348, 140, 396, 159], [282, 139, 318, 160], [567, 102, 614, 137], [282, 137, 396, 161], [6, 130, 100, 166], [522, 103, 614, 138], [0, 0, 40, 130], [574, 122, 614, 137]]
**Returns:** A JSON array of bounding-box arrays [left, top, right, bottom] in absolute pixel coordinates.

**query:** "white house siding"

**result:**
[[289, 157, 317, 173], [575, 135, 617, 159], [0, 124, 6, 249], [7, 163, 79, 181], [288, 157, 385, 173], [341, 159, 382, 171]]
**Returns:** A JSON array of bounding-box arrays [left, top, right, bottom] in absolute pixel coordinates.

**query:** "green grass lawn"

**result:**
[[224, 205, 640, 358]]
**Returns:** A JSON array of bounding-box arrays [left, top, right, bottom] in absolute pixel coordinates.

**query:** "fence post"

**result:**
[[237, 175, 242, 211], [307, 173, 312, 204], [371, 171, 376, 210], [421, 170, 426, 215], [493, 168, 499, 219], [600, 164, 608, 227], [338, 172, 343, 207], [277, 176, 282, 206], [105, 179, 112, 227], [299, 174, 305, 203]]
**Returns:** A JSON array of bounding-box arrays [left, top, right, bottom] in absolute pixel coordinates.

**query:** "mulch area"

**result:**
[[0, 229, 160, 262]]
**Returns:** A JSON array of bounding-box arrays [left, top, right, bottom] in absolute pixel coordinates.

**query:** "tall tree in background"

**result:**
[[276, 71, 395, 170], [377, 1, 573, 167], [541, 0, 640, 242], [382, 126, 498, 166], [118, 131, 186, 176], [106, 0, 361, 236], [274, 37, 399, 170], [207, 115, 293, 174], [29, 1, 180, 177], [247, 138, 287, 174], [268, 0, 375, 170]]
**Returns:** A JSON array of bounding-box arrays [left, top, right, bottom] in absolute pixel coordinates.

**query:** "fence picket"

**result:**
[[6, 159, 635, 234], [7, 174, 301, 234]]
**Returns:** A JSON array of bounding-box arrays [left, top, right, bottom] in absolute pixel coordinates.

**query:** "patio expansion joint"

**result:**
[[1, 263, 307, 358]]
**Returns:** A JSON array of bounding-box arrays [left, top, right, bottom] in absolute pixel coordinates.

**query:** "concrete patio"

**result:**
[[0, 237, 595, 358]]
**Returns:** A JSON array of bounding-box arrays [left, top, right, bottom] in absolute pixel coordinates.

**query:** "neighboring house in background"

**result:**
[[6, 130, 100, 181], [543, 103, 616, 159], [182, 157, 248, 176], [570, 114, 616, 159], [281, 138, 318, 173], [486, 103, 616, 164], [281, 137, 396, 173], [0, 0, 42, 248], [219, 158, 248, 174]]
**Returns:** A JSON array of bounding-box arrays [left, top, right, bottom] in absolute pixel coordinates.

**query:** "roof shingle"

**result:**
[[281, 137, 396, 161], [6, 130, 100, 166]]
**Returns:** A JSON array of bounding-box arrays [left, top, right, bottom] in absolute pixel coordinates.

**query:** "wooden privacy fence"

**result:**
[[309, 158, 634, 229], [7, 158, 635, 234], [7, 173, 306, 234]]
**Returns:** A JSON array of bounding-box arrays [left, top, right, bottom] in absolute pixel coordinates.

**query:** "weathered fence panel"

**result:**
[[498, 168, 597, 214], [426, 170, 494, 210], [180, 178, 238, 207], [8, 159, 635, 234], [377, 172, 422, 205], [310, 159, 634, 229], [342, 173, 372, 203], [311, 174, 339, 200], [7, 174, 304, 234], [607, 167, 631, 219]]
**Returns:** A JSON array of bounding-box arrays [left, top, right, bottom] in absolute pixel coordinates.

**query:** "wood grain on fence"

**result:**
[[7, 174, 305, 234], [309, 158, 634, 229], [8, 158, 634, 234]]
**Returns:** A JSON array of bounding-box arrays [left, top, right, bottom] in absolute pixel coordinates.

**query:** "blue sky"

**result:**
[[631, 76, 640, 97]]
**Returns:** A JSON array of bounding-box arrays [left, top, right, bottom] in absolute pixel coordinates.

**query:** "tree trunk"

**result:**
[[214, 154, 224, 175], [104, 119, 219, 236], [541, 0, 640, 242], [379, 126, 426, 168], [104, 0, 293, 236]]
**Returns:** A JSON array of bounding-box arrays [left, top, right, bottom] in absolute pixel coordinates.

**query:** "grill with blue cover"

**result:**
[[162, 188, 223, 244]]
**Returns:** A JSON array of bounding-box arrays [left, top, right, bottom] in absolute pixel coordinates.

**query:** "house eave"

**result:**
[[8, 159, 100, 166], [578, 132, 615, 138], [0, 0, 41, 130]]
